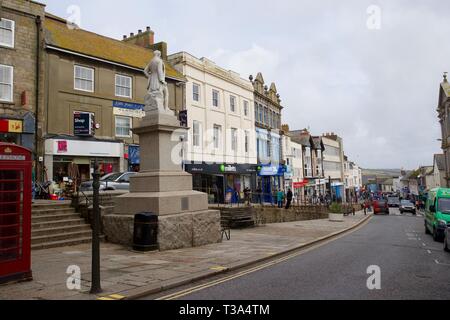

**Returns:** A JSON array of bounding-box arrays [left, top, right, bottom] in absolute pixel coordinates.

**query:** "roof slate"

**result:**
[[44, 15, 185, 81]]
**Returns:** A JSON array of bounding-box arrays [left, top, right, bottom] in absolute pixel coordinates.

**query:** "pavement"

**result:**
[[157, 208, 450, 300], [0, 211, 371, 300]]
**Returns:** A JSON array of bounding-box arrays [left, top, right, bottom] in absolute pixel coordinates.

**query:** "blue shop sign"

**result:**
[[128, 145, 140, 165], [113, 100, 145, 110], [258, 164, 285, 176]]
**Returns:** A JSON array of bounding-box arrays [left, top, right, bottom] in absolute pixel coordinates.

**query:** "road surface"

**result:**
[[147, 209, 450, 300]]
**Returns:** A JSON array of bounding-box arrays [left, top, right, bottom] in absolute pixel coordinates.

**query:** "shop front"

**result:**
[[184, 163, 257, 204], [257, 164, 285, 203], [44, 137, 124, 196], [0, 114, 35, 153], [331, 182, 345, 202], [127, 144, 140, 172]]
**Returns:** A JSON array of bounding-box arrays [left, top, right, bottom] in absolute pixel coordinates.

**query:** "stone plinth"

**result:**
[[108, 111, 221, 250]]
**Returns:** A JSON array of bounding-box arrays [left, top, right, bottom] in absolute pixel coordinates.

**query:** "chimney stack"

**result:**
[[123, 26, 155, 50]]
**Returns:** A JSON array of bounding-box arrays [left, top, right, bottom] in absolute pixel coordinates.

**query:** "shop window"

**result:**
[[115, 74, 132, 98], [0, 18, 14, 48], [115, 116, 132, 138], [0, 64, 13, 102], [74, 65, 94, 92]]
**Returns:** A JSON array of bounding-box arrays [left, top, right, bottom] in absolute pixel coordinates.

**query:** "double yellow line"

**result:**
[[157, 217, 372, 300]]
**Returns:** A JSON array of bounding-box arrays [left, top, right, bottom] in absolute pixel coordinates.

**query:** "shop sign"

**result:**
[[8, 120, 23, 133], [57, 141, 68, 153], [185, 163, 257, 175], [113, 107, 145, 118], [220, 164, 237, 173], [113, 101, 145, 110], [0, 119, 23, 133], [74, 112, 94, 136], [258, 165, 279, 176]]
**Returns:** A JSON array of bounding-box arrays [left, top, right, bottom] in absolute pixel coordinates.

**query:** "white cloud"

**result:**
[[42, 0, 449, 169]]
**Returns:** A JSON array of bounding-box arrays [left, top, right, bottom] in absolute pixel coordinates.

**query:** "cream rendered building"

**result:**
[[322, 134, 345, 201], [168, 52, 257, 203], [282, 133, 304, 199]]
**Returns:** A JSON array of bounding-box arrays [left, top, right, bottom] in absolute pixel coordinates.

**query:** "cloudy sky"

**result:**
[[43, 0, 449, 169]]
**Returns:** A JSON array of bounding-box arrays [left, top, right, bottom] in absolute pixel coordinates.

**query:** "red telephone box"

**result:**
[[0, 143, 32, 284]]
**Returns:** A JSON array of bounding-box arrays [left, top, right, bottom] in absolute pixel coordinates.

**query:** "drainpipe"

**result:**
[[35, 15, 42, 181]]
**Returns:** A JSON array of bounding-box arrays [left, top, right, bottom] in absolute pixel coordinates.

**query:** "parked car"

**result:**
[[400, 200, 416, 215], [373, 199, 390, 215], [425, 188, 450, 242], [444, 223, 450, 252], [388, 196, 400, 208], [79, 172, 137, 192]]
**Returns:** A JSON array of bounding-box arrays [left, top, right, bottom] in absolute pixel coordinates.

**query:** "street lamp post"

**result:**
[[90, 159, 102, 294]]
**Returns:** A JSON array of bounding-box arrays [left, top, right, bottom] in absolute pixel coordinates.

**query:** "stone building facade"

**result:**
[[0, 0, 45, 164], [168, 52, 257, 204], [250, 72, 284, 202], [41, 14, 185, 187], [437, 73, 450, 187]]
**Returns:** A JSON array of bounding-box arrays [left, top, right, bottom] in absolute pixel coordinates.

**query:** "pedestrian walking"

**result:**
[[244, 187, 251, 206], [285, 188, 293, 209]]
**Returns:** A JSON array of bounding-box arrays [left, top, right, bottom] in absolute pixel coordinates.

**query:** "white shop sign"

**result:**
[[46, 139, 122, 158], [113, 107, 145, 118]]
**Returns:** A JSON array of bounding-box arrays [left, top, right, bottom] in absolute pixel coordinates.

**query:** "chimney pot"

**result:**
[[130, 32, 134, 37], [146, 26, 151, 32], [123, 35, 127, 39], [138, 29, 142, 34]]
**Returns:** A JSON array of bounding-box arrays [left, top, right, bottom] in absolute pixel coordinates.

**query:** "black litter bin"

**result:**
[[133, 212, 158, 252]]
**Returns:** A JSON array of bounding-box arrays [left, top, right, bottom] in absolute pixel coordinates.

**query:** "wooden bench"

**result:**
[[220, 207, 255, 233]]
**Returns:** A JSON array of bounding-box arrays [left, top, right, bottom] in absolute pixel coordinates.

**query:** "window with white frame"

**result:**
[[0, 18, 14, 48], [193, 83, 200, 102], [213, 124, 221, 149], [115, 116, 132, 137], [0, 64, 13, 102], [212, 89, 219, 107], [74, 65, 94, 92], [244, 101, 249, 117], [193, 121, 201, 147], [115, 74, 132, 98], [230, 95, 236, 113], [231, 128, 238, 152]]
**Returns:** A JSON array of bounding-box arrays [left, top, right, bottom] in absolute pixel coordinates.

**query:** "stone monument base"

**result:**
[[103, 210, 221, 251]]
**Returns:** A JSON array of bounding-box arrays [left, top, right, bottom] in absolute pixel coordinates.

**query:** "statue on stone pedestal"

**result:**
[[144, 50, 172, 115]]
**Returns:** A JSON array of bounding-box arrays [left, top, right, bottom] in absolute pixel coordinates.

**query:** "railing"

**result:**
[[195, 186, 359, 209]]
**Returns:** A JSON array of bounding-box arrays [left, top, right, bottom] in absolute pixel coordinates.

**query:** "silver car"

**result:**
[[80, 172, 137, 191]]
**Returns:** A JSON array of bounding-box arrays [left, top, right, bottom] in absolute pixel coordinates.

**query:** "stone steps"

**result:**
[[31, 203, 93, 250], [32, 213, 83, 223], [31, 230, 93, 245], [32, 224, 91, 237], [32, 208, 76, 216], [32, 218, 87, 230], [31, 237, 93, 250]]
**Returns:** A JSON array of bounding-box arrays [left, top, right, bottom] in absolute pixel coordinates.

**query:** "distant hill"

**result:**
[[362, 169, 402, 178]]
